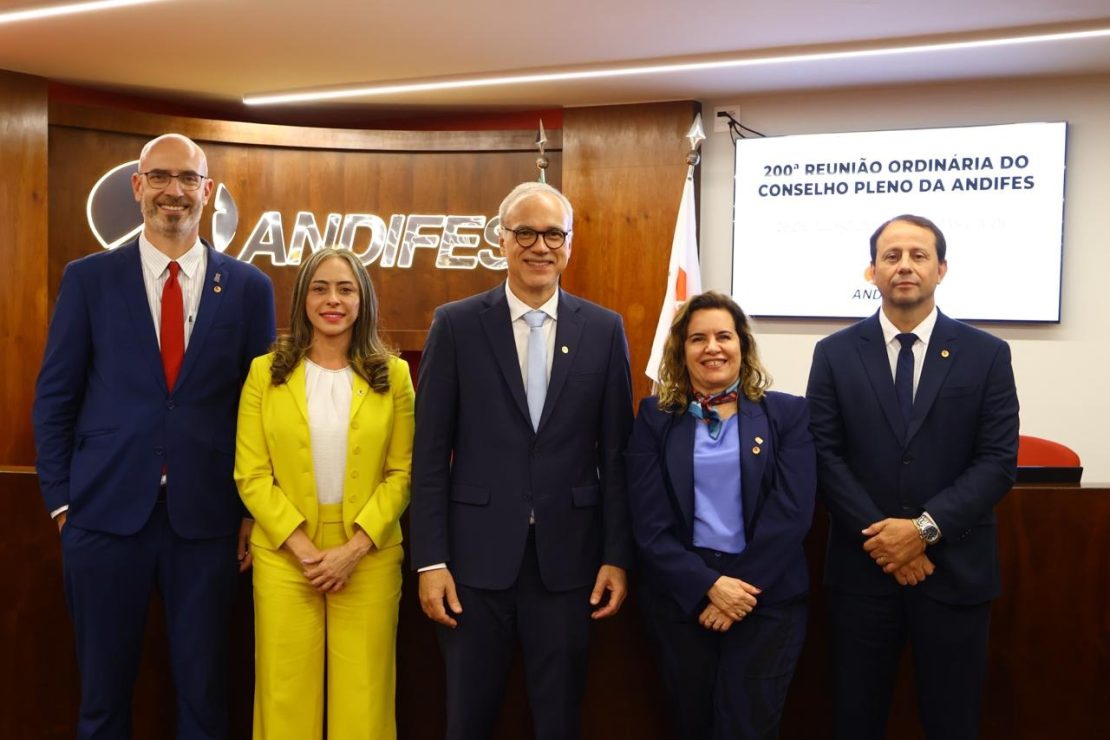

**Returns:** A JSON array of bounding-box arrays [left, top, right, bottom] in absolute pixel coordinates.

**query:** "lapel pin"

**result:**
[[561, 346, 569, 354], [213, 285, 222, 293], [754, 436, 764, 444], [940, 349, 950, 358], [752, 446, 761, 455], [214, 272, 222, 284], [357, 389, 365, 396]]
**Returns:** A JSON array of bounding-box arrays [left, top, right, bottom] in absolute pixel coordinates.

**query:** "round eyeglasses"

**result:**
[[139, 171, 208, 191], [502, 226, 571, 249]]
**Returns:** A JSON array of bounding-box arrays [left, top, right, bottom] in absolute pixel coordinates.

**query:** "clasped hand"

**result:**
[[861, 518, 934, 585], [284, 527, 374, 593], [707, 575, 761, 622]]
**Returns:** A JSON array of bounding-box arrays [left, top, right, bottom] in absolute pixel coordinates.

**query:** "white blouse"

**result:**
[[304, 359, 353, 505]]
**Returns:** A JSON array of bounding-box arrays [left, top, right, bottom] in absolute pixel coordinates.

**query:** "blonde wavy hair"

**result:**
[[656, 291, 772, 413], [270, 248, 395, 392]]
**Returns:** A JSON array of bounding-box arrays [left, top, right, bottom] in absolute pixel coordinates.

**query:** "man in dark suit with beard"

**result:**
[[34, 134, 275, 739]]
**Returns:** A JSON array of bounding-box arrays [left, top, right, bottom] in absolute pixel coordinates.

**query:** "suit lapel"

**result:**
[[738, 400, 769, 539], [118, 241, 167, 391], [537, 290, 583, 433], [287, 361, 310, 424], [664, 413, 697, 538], [174, 244, 224, 391], [856, 314, 907, 440], [349, 370, 370, 420], [906, 312, 958, 443], [479, 285, 532, 428]]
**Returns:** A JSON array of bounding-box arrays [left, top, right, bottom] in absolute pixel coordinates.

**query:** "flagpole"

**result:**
[[646, 112, 706, 388], [535, 120, 548, 183]]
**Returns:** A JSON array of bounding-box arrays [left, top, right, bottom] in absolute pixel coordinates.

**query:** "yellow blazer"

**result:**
[[234, 353, 414, 551]]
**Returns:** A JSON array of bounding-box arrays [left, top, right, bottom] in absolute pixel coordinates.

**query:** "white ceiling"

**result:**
[[1, 0, 1109, 116]]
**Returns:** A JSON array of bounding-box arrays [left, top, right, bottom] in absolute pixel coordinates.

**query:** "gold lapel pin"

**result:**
[[752, 446, 761, 455], [940, 349, 950, 358], [754, 436, 764, 444], [213, 285, 222, 293], [561, 346, 569, 354]]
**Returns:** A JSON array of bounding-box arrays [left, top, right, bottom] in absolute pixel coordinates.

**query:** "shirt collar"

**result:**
[[138, 232, 206, 281], [879, 304, 938, 347], [505, 282, 559, 322]]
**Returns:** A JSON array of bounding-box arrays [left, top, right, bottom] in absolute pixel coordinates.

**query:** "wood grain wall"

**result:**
[[0, 71, 49, 466], [4, 467, 1105, 739], [47, 104, 562, 352], [562, 101, 700, 405]]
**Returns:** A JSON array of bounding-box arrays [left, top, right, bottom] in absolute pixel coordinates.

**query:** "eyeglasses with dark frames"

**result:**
[[501, 226, 571, 249], [139, 170, 208, 191]]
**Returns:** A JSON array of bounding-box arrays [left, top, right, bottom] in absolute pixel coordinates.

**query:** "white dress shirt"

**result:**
[[505, 283, 558, 385], [138, 233, 207, 349], [878, 305, 938, 401]]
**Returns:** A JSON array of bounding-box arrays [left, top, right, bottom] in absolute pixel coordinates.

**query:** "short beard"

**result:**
[[144, 199, 199, 239]]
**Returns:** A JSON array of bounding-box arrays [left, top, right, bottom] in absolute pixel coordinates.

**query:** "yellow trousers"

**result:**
[[251, 504, 402, 740]]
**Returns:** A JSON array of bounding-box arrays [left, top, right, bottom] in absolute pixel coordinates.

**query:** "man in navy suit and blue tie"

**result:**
[[806, 214, 1019, 740], [411, 182, 634, 740], [33, 134, 276, 739]]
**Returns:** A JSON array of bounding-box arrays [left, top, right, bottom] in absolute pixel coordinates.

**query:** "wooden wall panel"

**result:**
[[47, 105, 562, 350], [561, 102, 699, 405], [0, 71, 49, 466], [5, 467, 1105, 738]]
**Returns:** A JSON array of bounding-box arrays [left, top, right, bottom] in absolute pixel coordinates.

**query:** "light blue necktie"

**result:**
[[523, 310, 548, 430]]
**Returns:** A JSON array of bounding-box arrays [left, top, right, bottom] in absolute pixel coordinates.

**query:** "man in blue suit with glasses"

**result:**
[[33, 133, 275, 739]]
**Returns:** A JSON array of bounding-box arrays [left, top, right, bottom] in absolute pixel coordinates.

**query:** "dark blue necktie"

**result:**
[[895, 332, 918, 422]]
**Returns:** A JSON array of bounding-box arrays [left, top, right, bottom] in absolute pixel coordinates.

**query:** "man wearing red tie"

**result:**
[[33, 134, 276, 739]]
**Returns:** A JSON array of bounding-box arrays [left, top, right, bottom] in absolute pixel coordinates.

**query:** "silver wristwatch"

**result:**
[[912, 514, 941, 545]]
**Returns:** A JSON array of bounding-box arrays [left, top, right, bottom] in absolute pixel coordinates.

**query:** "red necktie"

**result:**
[[161, 261, 185, 391]]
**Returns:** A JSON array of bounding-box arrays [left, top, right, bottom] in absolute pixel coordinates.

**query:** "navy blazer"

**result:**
[[625, 392, 816, 615], [409, 284, 634, 592], [33, 238, 276, 539], [806, 310, 1019, 604]]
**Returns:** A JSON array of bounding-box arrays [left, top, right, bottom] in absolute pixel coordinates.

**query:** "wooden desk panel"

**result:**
[[3, 469, 1105, 739]]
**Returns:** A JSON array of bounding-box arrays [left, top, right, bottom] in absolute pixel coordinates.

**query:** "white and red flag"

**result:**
[[645, 170, 702, 383]]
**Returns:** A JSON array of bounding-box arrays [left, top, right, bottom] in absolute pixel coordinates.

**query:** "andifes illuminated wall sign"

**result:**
[[87, 161, 506, 271]]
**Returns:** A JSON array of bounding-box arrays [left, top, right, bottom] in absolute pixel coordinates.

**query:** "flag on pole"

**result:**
[[645, 170, 702, 383]]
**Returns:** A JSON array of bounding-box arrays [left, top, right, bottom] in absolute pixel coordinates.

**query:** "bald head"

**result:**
[[132, 133, 213, 255], [138, 134, 208, 176]]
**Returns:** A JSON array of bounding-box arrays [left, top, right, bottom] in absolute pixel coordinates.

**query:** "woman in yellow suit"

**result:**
[[235, 247, 413, 740]]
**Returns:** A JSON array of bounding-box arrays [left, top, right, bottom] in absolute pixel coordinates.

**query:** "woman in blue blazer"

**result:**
[[626, 291, 816, 740]]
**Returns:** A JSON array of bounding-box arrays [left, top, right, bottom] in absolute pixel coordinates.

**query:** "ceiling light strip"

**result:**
[[0, 0, 166, 25], [244, 26, 1110, 106]]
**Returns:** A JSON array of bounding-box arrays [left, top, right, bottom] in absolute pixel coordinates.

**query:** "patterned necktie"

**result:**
[[161, 261, 185, 390], [894, 332, 918, 423], [523, 310, 547, 431]]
